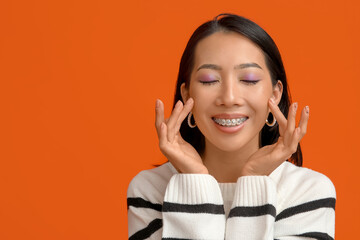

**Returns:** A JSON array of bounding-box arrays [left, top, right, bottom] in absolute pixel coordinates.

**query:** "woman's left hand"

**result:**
[[240, 99, 309, 177]]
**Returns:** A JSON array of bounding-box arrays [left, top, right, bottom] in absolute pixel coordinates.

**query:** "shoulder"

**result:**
[[127, 162, 176, 203], [271, 161, 336, 208]]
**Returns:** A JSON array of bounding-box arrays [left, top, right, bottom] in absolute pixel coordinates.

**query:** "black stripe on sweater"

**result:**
[[127, 197, 162, 212], [228, 204, 276, 218], [129, 218, 162, 240], [297, 232, 334, 240], [275, 197, 336, 222], [162, 202, 225, 214], [162, 238, 193, 240]]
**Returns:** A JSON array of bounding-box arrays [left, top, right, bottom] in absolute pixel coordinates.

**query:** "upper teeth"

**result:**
[[213, 117, 247, 127]]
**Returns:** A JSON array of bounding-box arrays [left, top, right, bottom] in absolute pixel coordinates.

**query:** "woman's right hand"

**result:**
[[155, 98, 208, 174]]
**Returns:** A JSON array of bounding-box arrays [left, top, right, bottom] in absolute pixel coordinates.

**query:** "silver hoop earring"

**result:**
[[187, 112, 196, 128], [265, 113, 277, 127]]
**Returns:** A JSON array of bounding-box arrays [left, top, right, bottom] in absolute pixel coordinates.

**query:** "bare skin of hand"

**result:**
[[155, 97, 308, 177], [155, 98, 209, 174], [240, 99, 309, 177]]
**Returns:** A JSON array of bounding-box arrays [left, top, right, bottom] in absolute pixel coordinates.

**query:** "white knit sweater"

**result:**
[[127, 161, 336, 239]]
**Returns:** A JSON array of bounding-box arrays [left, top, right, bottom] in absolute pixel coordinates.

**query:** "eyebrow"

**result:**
[[196, 63, 263, 71]]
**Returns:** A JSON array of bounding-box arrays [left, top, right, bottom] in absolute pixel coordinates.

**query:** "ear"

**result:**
[[180, 83, 189, 103], [271, 80, 283, 105]]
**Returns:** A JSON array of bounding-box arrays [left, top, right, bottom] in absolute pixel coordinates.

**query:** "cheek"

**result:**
[[248, 95, 268, 112], [190, 90, 217, 127], [247, 86, 272, 116], [189, 86, 213, 110], [192, 94, 212, 116]]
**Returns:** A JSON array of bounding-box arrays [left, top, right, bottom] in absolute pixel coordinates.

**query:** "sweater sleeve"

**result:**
[[225, 176, 277, 239], [127, 169, 165, 240], [162, 174, 226, 239], [127, 166, 226, 240], [273, 170, 336, 240], [225, 164, 336, 240]]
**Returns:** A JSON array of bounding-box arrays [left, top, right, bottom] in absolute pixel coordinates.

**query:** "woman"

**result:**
[[127, 13, 336, 239]]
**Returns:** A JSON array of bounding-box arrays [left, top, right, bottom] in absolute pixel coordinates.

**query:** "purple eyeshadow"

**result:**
[[199, 74, 216, 82], [243, 73, 259, 81]]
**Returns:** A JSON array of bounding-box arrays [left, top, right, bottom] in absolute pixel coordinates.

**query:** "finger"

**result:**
[[288, 127, 301, 158], [175, 98, 194, 132], [158, 122, 169, 154], [297, 106, 310, 141], [283, 102, 297, 146], [167, 100, 184, 142], [155, 99, 165, 136], [268, 99, 287, 134], [287, 106, 309, 158]]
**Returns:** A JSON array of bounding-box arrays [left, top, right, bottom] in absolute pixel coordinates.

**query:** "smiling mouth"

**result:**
[[212, 117, 248, 127]]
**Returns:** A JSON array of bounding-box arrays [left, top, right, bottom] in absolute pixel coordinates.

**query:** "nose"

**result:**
[[215, 77, 243, 107]]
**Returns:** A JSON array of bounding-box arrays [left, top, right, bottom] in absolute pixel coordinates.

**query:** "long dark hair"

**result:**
[[173, 13, 302, 166]]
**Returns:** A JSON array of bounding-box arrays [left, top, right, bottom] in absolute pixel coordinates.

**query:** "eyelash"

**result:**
[[200, 81, 218, 85], [200, 80, 260, 85], [241, 80, 260, 85]]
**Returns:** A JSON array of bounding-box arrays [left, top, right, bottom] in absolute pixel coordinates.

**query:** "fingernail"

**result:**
[[305, 106, 309, 114], [270, 98, 275, 104], [294, 102, 298, 111], [155, 99, 159, 108]]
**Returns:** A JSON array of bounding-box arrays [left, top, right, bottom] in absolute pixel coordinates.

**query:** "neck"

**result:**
[[202, 135, 260, 183]]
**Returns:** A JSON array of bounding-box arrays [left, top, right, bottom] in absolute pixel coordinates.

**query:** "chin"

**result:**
[[205, 137, 253, 153]]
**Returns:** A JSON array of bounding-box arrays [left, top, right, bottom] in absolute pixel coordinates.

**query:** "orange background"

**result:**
[[0, 0, 359, 239]]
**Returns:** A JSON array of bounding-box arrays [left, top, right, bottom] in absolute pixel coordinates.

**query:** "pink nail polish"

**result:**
[[294, 102, 298, 110]]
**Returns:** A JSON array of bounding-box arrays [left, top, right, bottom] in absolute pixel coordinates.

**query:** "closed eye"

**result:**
[[200, 80, 219, 85], [241, 80, 260, 85]]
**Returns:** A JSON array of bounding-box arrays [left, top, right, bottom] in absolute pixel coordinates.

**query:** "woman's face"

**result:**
[[181, 31, 282, 153]]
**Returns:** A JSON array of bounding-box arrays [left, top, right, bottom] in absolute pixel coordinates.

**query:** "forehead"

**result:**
[[193, 31, 266, 69]]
